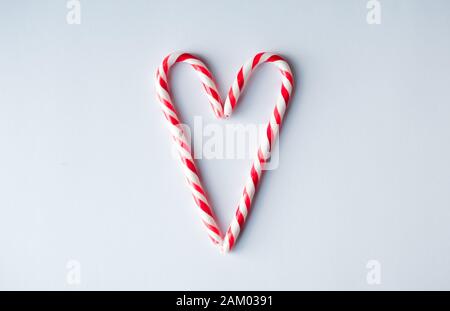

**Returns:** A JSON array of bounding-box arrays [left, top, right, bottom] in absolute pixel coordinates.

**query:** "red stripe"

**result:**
[[192, 64, 213, 80], [281, 84, 290, 104], [258, 149, 265, 163], [266, 124, 273, 149], [243, 189, 251, 208], [203, 221, 221, 237], [282, 70, 294, 86], [190, 180, 206, 197], [250, 165, 259, 186], [162, 55, 169, 75], [237, 68, 245, 90], [193, 196, 213, 217], [159, 77, 169, 93], [252, 52, 264, 69], [184, 158, 198, 175], [164, 112, 179, 126], [176, 53, 196, 63], [266, 55, 284, 63], [226, 229, 235, 250], [160, 97, 175, 113], [178, 139, 191, 154], [274, 106, 281, 124], [203, 85, 221, 103], [228, 89, 236, 109], [236, 208, 245, 227]]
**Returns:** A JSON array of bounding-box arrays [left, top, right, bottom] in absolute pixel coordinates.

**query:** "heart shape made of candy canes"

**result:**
[[155, 52, 294, 252]]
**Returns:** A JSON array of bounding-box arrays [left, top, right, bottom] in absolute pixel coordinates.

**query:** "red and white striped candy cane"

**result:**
[[155, 53, 224, 245], [221, 53, 294, 252], [154, 52, 294, 252]]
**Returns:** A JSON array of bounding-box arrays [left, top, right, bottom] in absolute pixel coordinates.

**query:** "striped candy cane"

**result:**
[[221, 53, 293, 252], [155, 53, 224, 245], [155, 52, 294, 252]]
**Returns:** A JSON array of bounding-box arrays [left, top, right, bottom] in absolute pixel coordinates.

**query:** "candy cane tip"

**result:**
[[223, 110, 232, 119], [219, 245, 229, 254], [223, 105, 231, 119], [219, 241, 231, 253]]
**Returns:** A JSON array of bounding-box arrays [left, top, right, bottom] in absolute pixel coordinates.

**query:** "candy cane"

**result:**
[[221, 53, 293, 252], [154, 52, 294, 252], [155, 53, 223, 245]]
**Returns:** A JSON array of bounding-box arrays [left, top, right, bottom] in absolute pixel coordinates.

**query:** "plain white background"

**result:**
[[1, 0, 450, 290]]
